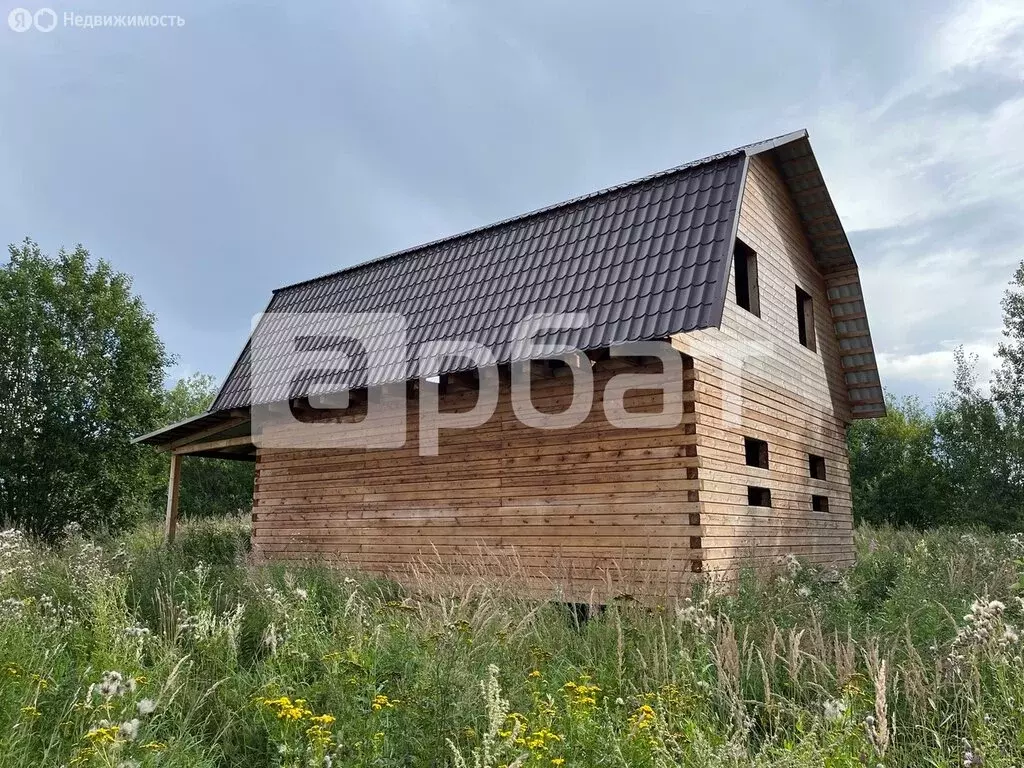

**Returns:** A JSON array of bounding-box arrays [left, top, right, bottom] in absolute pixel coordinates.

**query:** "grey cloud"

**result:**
[[0, 0, 1017, 404]]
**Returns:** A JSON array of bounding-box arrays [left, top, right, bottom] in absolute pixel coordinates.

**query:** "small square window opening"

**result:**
[[734, 240, 760, 317], [744, 437, 769, 469]]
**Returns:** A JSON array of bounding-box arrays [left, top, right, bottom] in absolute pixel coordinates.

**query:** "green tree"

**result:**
[[147, 373, 254, 519], [934, 350, 1022, 530], [848, 394, 949, 527], [994, 259, 1024, 409], [0, 239, 169, 540]]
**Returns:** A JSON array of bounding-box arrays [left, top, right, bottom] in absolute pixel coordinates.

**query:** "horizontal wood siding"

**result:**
[[672, 153, 855, 573], [252, 358, 701, 597], [248, 152, 857, 592]]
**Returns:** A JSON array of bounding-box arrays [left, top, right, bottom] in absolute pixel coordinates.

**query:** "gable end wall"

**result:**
[[670, 153, 856, 574]]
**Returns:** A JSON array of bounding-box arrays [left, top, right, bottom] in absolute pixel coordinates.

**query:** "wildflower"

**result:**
[[85, 725, 120, 744], [676, 598, 716, 633], [628, 703, 657, 733], [797, 586, 812, 598], [94, 671, 134, 700], [776, 553, 802, 577], [137, 699, 157, 716], [372, 693, 399, 712], [823, 698, 846, 722], [294, 588, 308, 600], [261, 696, 312, 721], [562, 677, 601, 715], [263, 624, 283, 654], [119, 718, 140, 741]]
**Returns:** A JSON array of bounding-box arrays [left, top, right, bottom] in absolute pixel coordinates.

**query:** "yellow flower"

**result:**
[[552, 760, 566, 766], [628, 703, 657, 733], [529, 670, 542, 679], [85, 726, 119, 744], [260, 695, 313, 721], [562, 677, 601, 714], [142, 741, 167, 751], [20, 705, 41, 718], [371, 693, 399, 712]]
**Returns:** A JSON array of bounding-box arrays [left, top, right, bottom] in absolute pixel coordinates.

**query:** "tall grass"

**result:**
[[0, 519, 1022, 766]]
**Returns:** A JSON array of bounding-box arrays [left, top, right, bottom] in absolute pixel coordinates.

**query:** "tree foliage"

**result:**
[[0, 240, 169, 539], [851, 260, 1024, 531], [848, 396, 948, 528], [145, 373, 253, 519]]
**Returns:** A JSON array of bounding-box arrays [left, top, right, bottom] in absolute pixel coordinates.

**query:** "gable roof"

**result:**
[[139, 129, 883, 449], [212, 150, 750, 411]]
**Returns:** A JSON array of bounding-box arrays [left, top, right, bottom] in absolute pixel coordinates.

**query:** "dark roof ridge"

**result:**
[[273, 129, 807, 296]]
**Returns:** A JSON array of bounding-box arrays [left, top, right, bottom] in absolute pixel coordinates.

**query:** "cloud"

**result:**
[[810, 0, 1024, 401], [933, 0, 1024, 76], [879, 342, 998, 384]]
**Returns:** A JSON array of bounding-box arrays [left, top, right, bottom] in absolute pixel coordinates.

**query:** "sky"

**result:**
[[1, 0, 1022, 404]]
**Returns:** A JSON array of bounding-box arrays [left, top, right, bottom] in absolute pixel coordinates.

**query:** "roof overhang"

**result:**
[[744, 131, 886, 420], [137, 129, 884, 449], [133, 408, 255, 461]]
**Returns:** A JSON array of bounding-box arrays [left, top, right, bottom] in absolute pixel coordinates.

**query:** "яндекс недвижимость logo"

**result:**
[[8, 7, 57, 32]]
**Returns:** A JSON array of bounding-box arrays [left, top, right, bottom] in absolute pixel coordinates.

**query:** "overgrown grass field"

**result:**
[[1, 520, 1022, 767]]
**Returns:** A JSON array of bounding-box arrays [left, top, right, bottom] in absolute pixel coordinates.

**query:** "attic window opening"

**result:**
[[796, 286, 816, 351], [734, 240, 760, 317], [808, 454, 826, 480], [744, 437, 769, 469], [812, 495, 830, 513], [747, 486, 772, 507]]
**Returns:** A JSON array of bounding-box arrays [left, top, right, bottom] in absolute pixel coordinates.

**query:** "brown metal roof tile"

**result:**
[[212, 152, 746, 410]]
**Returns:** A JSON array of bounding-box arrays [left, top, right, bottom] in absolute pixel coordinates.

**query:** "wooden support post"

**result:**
[[164, 453, 182, 545]]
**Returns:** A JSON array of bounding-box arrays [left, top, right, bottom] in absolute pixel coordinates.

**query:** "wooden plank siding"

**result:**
[[248, 152, 857, 595], [252, 357, 703, 598], [671, 152, 855, 575]]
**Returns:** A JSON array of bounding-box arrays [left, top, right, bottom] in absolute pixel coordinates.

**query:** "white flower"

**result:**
[[137, 698, 157, 716], [294, 588, 308, 600], [119, 718, 140, 741], [89, 671, 137, 702], [823, 698, 847, 722], [797, 586, 812, 598]]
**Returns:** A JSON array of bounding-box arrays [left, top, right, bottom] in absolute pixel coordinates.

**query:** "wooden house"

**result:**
[[137, 130, 884, 595]]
